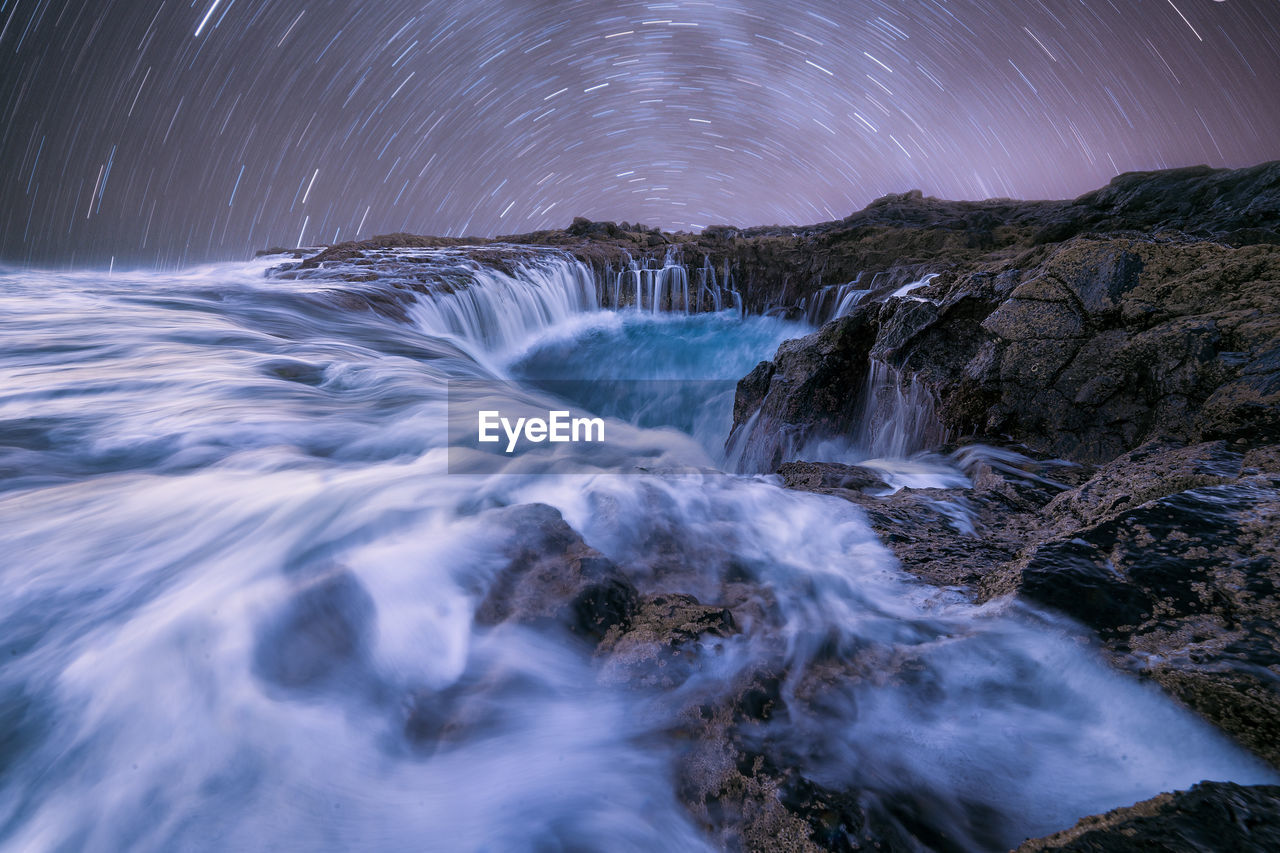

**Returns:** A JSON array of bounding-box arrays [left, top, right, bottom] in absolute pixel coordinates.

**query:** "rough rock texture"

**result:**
[[1015, 781, 1280, 852], [779, 439, 1280, 771], [775, 461, 886, 493], [732, 236, 1280, 466], [596, 592, 737, 688], [408, 498, 1028, 851], [277, 163, 1280, 849], [713, 166, 1280, 849], [1013, 453, 1280, 766], [473, 503, 638, 642], [731, 314, 881, 470], [556, 161, 1280, 317], [286, 161, 1280, 318]]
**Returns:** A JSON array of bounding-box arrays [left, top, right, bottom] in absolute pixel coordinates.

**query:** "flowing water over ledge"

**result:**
[[0, 253, 1275, 852]]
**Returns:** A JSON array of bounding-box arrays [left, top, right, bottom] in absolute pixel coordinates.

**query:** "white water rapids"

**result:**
[[0, 251, 1274, 852]]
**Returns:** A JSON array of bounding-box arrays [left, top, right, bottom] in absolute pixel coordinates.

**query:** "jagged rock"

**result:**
[[731, 235, 1280, 466], [779, 775, 1007, 853], [777, 445, 1076, 590], [1013, 467, 1280, 765], [965, 239, 1280, 461], [780, 440, 1280, 769], [729, 311, 881, 471], [596, 593, 737, 688], [1015, 781, 1280, 852], [474, 503, 638, 642], [290, 162, 1280, 318]]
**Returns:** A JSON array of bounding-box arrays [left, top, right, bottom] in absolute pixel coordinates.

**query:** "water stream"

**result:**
[[0, 252, 1274, 852]]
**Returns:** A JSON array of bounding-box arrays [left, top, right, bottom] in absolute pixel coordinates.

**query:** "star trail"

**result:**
[[1, 0, 1277, 266]]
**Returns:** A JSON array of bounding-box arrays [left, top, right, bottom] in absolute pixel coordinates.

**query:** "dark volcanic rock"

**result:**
[[965, 239, 1280, 461], [596, 593, 737, 688], [1016, 781, 1280, 852], [732, 235, 1280, 466], [474, 503, 638, 642], [780, 440, 1280, 769], [776, 461, 886, 493], [780, 446, 1082, 590], [729, 312, 882, 470], [286, 162, 1280, 320], [1020, 470, 1280, 765], [276, 163, 1280, 847]]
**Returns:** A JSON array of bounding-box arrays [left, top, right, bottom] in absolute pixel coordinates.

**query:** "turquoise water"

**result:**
[[508, 310, 807, 463]]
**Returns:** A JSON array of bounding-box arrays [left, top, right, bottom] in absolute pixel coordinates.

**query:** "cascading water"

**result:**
[[407, 253, 599, 353], [727, 273, 954, 473], [1, 253, 1274, 852], [800, 273, 871, 324], [855, 359, 948, 458], [605, 249, 740, 315]]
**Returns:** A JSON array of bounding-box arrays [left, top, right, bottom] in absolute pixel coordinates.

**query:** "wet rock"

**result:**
[[729, 234, 1280, 467], [837, 485, 1018, 590], [678, 737, 821, 853], [474, 503, 638, 643], [959, 463, 1273, 765], [780, 775, 1006, 853], [966, 239, 1280, 461], [1016, 781, 1280, 852], [1037, 441, 1244, 534], [253, 567, 376, 689], [777, 446, 1072, 590], [779, 439, 1280, 768], [728, 311, 880, 471], [1016, 473, 1280, 764], [290, 162, 1280, 321], [597, 593, 737, 688], [776, 461, 886, 493], [261, 358, 326, 386]]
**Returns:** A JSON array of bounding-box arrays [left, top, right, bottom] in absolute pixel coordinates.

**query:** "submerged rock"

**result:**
[[474, 503, 638, 643], [596, 592, 737, 688], [775, 461, 886, 493], [253, 567, 377, 690]]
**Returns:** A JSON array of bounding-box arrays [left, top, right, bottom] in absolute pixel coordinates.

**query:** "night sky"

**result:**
[[2, 0, 1277, 267]]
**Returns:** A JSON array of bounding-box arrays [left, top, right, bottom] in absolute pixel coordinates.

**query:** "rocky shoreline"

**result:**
[[288, 162, 1280, 850]]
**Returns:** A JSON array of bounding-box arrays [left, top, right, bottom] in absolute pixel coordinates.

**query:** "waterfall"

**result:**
[[855, 359, 948, 457], [7, 257, 1276, 853], [282, 247, 742, 348], [608, 250, 739, 315], [696, 257, 721, 313], [406, 254, 600, 352], [726, 359, 947, 474], [797, 270, 939, 326], [799, 273, 870, 324], [890, 272, 940, 299]]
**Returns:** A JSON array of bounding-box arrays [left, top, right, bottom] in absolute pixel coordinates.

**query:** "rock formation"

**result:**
[[282, 161, 1280, 851], [726, 163, 1280, 848]]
